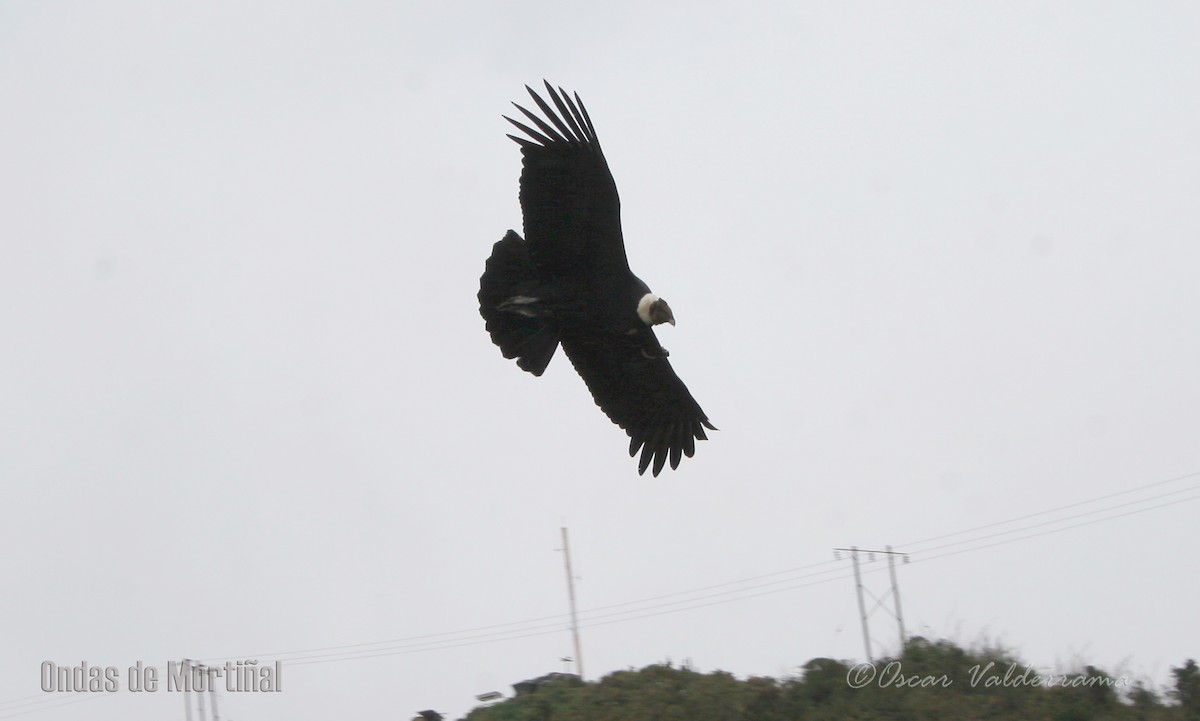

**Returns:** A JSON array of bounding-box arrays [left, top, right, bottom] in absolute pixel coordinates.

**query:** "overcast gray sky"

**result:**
[[2, 1, 1199, 719]]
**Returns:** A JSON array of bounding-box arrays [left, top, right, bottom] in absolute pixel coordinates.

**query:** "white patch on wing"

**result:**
[[499, 295, 541, 317]]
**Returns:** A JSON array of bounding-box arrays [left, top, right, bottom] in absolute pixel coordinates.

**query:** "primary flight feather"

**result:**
[[478, 81, 715, 476]]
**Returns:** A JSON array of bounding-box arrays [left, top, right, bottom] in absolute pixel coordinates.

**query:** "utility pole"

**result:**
[[560, 527, 584, 680], [209, 678, 220, 721], [886, 544, 906, 649], [196, 669, 207, 721], [182, 660, 193, 721], [834, 546, 909, 662], [850, 546, 872, 662]]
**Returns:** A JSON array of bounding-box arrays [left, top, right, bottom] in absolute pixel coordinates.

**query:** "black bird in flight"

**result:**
[[478, 82, 715, 476]]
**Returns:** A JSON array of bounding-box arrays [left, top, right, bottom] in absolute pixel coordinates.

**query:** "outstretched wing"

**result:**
[[504, 81, 631, 281], [560, 330, 716, 476]]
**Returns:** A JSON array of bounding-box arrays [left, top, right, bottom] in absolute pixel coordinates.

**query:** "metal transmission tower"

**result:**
[[196, 673, 206, 721], [182, 659, 193, 721], [833, 545, 909, 662], [180, 659, 221, 721], [559, 527, 584, 679]]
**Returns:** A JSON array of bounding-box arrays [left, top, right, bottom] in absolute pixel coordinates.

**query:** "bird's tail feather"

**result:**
[[478, 231, 561, 376]]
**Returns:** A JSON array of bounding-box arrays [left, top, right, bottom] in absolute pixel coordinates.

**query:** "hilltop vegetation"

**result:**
[[465, 638, 1199, 721]]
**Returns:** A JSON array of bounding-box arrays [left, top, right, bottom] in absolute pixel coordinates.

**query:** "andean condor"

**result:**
[[478, 82, 716, 476]]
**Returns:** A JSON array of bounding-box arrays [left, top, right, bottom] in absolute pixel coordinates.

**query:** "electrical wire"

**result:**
[[193, 469, 1199, 669], [2, 468, 1196, 715], [0, 691, 108, 720], [901, 470, 1200, 549]]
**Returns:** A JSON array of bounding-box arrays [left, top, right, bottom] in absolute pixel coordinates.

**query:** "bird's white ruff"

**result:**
[[636, 293, 660, 326]]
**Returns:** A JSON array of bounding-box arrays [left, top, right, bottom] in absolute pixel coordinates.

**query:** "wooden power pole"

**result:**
[[560, 527, 584, 679]]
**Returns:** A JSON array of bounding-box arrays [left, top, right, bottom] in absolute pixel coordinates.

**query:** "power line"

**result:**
[[900, 470, 1200, 549], [913, 490, 1200, 564], [910, 482, 1200, 556], [271, 567, 868, 667], [0, 692, 108, 720], [191, 469, 1198, 668], [203, 560, 845, 666], [203, 482, 1188, 668], [199, 476, 1200, 668], [180, 470, 1200, 667], [3, 468, 1196, 715], [205, 561, 856, 667]]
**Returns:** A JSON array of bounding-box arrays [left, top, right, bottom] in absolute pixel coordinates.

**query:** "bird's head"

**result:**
[[637, 293, 675, 327]]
